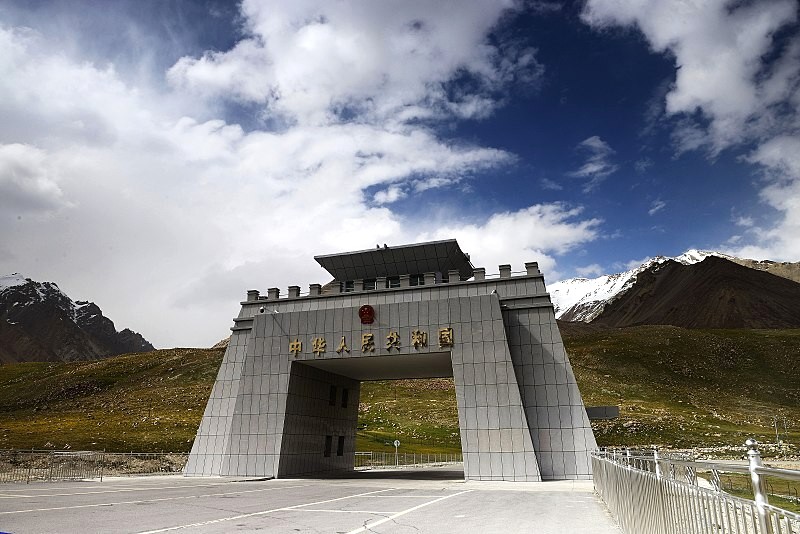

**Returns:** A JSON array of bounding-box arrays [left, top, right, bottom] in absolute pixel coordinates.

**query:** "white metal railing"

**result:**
[[0, 450, 188, 483], [593, 440, 800, 534], [0, 450, 104, 483], [354, 451, 462, 470]]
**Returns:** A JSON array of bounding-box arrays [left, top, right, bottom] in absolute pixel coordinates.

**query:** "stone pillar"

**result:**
[[267, 287, 280, 299], [288, 286, 300, 298], [247, 289, 260, 301], [309, 284, 321, 296], [499, 264, 512, 279], [399, 274, 410, 288], [448, 269, 461, 283], [424, 272, 436, 285], [525, 262, 540, 276], [353, 279, 363, 292], [376, 276, 387, 290], [473, 268, 485, 281]]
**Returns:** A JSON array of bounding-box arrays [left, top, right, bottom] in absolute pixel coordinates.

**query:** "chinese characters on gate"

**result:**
[[288, 327, 454, 357]]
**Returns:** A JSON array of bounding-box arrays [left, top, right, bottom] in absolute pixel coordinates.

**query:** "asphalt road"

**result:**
[[0, 467, 621, 533]]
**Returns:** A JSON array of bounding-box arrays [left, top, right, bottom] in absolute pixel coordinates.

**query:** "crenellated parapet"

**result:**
[[242, 263, 545, 304]]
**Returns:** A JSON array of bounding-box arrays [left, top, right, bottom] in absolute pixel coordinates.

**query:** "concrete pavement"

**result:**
[[0, 467, 621, 533]]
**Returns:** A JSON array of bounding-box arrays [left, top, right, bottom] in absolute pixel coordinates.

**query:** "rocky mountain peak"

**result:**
[[0, 274, 154, 363], [550, 250, 800, 326]]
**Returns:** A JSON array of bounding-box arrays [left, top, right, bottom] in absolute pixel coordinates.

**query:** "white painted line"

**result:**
[[0, 481, 236, 499], [344, 490, 472, 534], [0, 480, 205, 492], [361, 494, 454, 498], [0, 481, 228, 493], [292, 509, 394, 514], [0, 484, 310, 515], [135, 488, 394, 533]]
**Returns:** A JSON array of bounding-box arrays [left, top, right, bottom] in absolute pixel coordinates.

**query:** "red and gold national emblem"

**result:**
[[358, 304, 375, 324]]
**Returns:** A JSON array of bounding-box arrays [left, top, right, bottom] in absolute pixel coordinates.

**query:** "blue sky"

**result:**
[[1, 0, 799, 346]]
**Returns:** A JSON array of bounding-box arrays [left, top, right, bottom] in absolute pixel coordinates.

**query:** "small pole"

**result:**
[[746, 438, 773, 534], [26, 449, 32, 484], [653, 447, 662, 479], [773, 416, 780, 444]]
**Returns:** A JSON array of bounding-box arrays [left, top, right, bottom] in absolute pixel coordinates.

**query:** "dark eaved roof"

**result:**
[[314, 239, 473, 281]]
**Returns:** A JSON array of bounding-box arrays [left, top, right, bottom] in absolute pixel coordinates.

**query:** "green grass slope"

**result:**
[[565, 325, 800, 449], [357, 378, 460, 454], [0, 326, 797, 454], [0, 348, 223, 452]]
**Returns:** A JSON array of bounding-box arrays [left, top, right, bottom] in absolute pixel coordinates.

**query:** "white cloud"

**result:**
[[734, 215, 754, 228], [582, 0, 800, 261], [648, 199, 666, 216], [0, 143, 68, 215], [582, 0, 798, 154], [0, 4, 602, 347], [567, 135, 619, 192], [417, 203, 602, 280], [373, 185, 406, 204], [726, 136, 800, 261], [168, 0, 538, 126], [540, 177, 563, 190], [575, 263, 604, 277]]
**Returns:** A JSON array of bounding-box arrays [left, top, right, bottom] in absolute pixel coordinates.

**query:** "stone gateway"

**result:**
[[185, 240, 597, 481]]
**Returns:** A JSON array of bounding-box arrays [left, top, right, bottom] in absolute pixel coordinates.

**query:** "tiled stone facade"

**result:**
[[185, 241, 596, 481]]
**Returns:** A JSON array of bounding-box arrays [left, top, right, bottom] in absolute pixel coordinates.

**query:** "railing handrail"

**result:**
[[593, 441, 800, 534], [597, 449, 800, 482]]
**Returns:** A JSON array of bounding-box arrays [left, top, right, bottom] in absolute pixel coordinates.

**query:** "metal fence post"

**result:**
[[653, 447, 663, 479], [26, 449, 32, 484], [746, 438, 773, 534]]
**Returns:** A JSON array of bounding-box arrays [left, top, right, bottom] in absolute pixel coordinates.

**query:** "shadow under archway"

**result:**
[[304, 466, 465, 481]]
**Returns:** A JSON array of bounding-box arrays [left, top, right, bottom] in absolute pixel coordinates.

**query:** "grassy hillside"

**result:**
[[0, 349, 223, 452], [564, 325, 800, 450], [0, 326, 798, 455], [357, 378, 460, 454]]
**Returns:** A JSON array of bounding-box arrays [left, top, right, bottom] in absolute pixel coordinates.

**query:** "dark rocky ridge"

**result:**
[[0, 275, 153, 363], [592, 256, 800, 329]]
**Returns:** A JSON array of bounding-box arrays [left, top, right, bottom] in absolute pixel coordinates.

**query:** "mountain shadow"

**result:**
[[592, 256, 800, 329]]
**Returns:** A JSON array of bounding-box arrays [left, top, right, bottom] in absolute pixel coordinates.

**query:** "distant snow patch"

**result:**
[[0, 273, 29, 293]]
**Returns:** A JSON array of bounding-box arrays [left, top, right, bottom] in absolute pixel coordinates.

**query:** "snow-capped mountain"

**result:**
[[550, 250, 734, 322], [0, 273, 153, 363]]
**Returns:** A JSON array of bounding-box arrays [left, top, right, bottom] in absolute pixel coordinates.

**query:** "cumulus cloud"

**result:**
[[168, 0, 540, 126], [0, 143, 68, 215], [727, 136, 800, 261], [582, 0, 800, 261], [418, 203, 602, 280], [567, 135, 618, 192], [0, 3, 601, 347], [582, 0, 798, 154]]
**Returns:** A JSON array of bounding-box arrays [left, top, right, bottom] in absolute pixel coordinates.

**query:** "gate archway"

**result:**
[[185, 240, 596, 481]]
